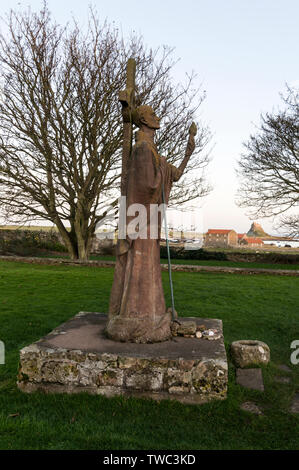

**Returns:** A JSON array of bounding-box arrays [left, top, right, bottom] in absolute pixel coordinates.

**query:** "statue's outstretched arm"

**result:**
[[173, 122, 197, 182]]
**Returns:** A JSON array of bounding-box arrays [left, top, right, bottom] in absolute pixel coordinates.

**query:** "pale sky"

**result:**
[[1, 0, 298, 235]]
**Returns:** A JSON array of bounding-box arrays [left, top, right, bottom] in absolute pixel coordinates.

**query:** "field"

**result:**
[[0, 225, 59, 232], [0, 260, 298, 450]]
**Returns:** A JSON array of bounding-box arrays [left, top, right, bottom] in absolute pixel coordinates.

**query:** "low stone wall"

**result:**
[[0, 255, 115, 268], [168, 264, 299, 276], [0, 229, 66, 256], [1, 255, 298, 276]]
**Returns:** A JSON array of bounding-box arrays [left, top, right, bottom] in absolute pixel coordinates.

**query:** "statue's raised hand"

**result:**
[[175, 122, 198, 181], [185, 122, 197, 157]]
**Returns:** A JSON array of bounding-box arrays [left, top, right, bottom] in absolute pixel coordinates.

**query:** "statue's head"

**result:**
[[135, 105, 160, 130]]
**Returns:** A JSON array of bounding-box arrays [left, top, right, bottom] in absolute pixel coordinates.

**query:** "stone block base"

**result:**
[[17, 313, 228, 405]]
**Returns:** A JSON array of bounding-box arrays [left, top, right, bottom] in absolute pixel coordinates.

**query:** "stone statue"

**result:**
[[105, 60, 197, 343]]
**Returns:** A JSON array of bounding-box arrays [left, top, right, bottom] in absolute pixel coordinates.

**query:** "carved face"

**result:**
[[137, 105, 160, 129]]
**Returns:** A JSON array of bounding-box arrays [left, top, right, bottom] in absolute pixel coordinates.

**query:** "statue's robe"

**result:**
[[106, 131, 181, 343]]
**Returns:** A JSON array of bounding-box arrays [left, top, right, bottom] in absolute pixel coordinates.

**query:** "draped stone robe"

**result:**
[[105, 131, 181, 343]]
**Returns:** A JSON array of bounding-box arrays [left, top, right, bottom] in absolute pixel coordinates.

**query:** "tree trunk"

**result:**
[[77, 237, 89, 262], [76, 227, 94, 261], [73, 200, 94, 262], [58, 228, 78, 260], [54, 217, 79, 260], [52, 209, 94, 262]]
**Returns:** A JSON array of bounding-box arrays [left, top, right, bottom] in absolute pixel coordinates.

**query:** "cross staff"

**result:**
[[119, 58, 137, 196]]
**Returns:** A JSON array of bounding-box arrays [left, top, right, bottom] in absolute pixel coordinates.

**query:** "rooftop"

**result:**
[[207, 229, 234, 234]]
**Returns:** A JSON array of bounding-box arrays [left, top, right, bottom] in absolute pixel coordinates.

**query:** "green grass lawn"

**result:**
[[0, 260, 298, 450]]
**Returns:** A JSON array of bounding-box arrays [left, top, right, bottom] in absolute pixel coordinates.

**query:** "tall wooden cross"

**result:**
[[119, 58, 137, 197]]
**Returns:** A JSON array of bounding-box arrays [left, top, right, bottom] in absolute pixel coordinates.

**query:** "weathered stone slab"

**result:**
[[236, 368, 264, 391], [17, 312, 228, 405], [290, 393, 299, 413]]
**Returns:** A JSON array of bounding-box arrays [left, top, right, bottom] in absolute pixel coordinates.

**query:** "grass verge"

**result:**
[[0, 260, 298, 449]]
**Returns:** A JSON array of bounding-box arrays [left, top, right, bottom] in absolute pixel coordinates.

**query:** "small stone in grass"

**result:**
[[274, 376, 291, 384], [231, 340, 270, 368], [290, 393, 299, 413], [240, 402, 263, 415], [278, 364, 292, 373]]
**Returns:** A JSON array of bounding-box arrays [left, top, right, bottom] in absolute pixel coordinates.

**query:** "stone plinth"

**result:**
[[17, 312, 228, 405]]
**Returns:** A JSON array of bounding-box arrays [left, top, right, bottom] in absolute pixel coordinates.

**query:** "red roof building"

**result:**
[[240, 237, 264, 247], [207, 229, 233, 234], [204, 229, 238, 247]]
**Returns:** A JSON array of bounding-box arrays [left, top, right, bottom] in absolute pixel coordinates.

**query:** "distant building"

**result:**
[[239, 237, 264, 247], [237, 233, 248, 244], [160, 229, 203, 241], [204, 229, 238, 247]]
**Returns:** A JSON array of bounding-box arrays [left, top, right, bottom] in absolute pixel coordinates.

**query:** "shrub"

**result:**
[[160, 245, 228, 261]]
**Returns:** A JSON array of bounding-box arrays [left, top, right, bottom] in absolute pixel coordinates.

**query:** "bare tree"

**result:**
[[0, 4, 211, 260], [236, 86, 299, 237]]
